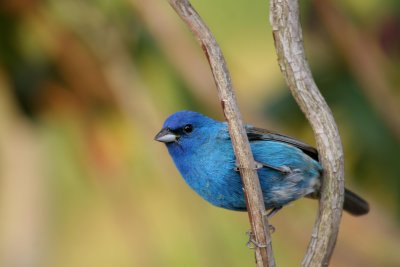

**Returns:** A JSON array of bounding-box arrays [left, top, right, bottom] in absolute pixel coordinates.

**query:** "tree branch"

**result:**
[[167, 1, 275, 266], [269, 1, 345, 266]]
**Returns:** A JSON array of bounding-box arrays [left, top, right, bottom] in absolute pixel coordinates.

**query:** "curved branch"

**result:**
[[269, 1, 345, 266], [168, 0, 275, 266]]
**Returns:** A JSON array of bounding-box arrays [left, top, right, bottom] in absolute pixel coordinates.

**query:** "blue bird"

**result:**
[[155, 110, 369, 217]]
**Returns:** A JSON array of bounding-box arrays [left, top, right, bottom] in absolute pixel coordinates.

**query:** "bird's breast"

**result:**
[[171, 142, 245, 209]]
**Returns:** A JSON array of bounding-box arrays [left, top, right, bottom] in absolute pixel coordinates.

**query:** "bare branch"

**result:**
[[167, 0, 275, 266], [269, 0, 345, 266]]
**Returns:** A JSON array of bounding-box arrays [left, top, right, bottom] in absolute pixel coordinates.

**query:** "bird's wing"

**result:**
[[246, 126, 319, 161]]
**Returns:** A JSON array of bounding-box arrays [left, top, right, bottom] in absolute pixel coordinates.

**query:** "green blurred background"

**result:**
[[0, 0, 399, 266]]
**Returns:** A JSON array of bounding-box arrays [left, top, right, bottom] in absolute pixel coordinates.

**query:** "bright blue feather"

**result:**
[[158, 110, 322, 212]]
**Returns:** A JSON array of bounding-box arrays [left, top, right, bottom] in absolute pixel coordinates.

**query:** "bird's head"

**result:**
[[155, 111, 219, 151]]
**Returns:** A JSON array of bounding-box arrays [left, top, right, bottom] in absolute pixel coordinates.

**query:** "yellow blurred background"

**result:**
[[1, 0, 400, 266]]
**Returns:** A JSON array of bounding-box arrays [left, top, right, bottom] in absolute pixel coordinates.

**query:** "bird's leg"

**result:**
[[256, 161, 292, 174], [234, 160, 261, 171], [235, 160, 291, 174], [234, 160, 281, 172], [234, 161, 265, 171], [266, 207, 282, 220]]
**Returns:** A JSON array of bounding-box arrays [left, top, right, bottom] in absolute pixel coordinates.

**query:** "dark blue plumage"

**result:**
[[155, 110, 369, 216]]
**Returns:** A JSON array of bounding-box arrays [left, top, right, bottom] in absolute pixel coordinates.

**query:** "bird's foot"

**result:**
[[245, 225, 276, 249], [246, 230, 268, 249], [268, 224, 276, 234]]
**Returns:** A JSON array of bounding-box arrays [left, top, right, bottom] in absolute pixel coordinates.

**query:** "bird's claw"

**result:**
[[268, 224, 276, 234], [246, 230, 268, 249]]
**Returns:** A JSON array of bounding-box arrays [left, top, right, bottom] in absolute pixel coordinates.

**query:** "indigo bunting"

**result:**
[[155, 110, 369, 217]]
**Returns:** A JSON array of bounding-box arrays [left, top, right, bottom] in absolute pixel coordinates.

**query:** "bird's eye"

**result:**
[[183, 124, 193, 134]]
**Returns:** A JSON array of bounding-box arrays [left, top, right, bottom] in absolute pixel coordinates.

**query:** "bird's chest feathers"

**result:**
[[169, 135, 236, 200]]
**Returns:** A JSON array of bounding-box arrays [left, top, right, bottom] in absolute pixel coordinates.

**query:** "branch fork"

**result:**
[[168, 0, 344, 266]]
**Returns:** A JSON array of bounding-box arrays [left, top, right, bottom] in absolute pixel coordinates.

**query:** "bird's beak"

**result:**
[[154, 128, 178, 143]]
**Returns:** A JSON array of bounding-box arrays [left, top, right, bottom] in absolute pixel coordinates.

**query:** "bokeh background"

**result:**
[[1, 0, 400, 266]]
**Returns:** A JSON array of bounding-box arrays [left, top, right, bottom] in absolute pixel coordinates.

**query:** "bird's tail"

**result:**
[[307, 188, 369, 216], [343, 188, 369, 216]]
